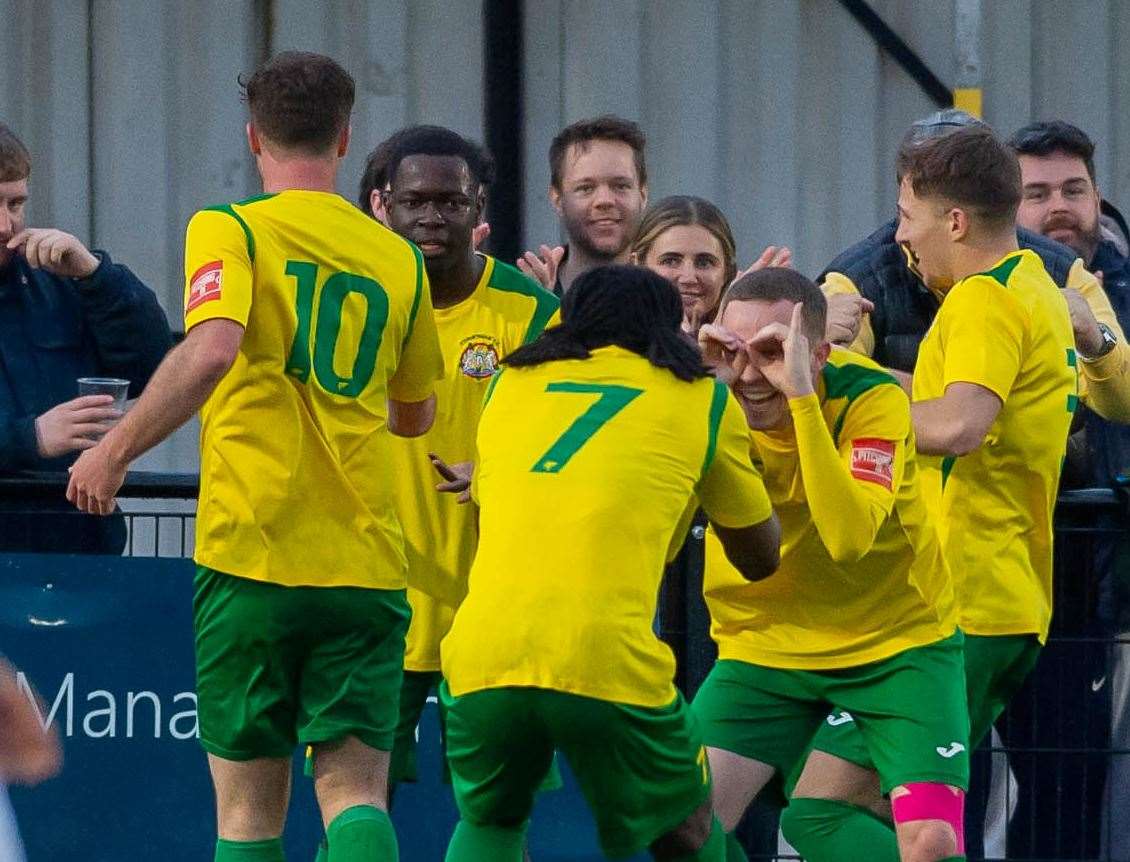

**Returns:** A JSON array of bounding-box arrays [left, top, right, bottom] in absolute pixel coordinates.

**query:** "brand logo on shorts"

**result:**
[[850, 438, 895, 490], [187, 260, 223, 312], [935, 742, 965, 759], [458, 337, 500, 379], [826, 711, 855, 727]]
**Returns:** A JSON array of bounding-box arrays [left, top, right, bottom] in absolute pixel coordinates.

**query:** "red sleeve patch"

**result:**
[[186, 260, 223, 312], [850, 438, 896, 490]]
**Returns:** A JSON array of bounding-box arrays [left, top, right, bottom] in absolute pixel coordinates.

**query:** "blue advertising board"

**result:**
[[0, 554, 642, 860]]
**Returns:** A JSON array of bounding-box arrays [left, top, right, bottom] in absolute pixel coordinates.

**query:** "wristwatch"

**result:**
[[1081, 322, 1118, 361]]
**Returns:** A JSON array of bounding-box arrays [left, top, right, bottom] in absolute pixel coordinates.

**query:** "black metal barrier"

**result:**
[[3, 475, 1128, 860]]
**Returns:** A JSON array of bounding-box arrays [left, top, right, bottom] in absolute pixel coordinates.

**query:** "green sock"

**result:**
[[779, 797, 899, 861], [214, 837, 286, 862], [444, 821, 525, 862], [938, 857, 966, 861], [326, 805, 398, 861], [314, 839, 328, 862], [666, 816, 725, 861], [724, 830, 749, 862]]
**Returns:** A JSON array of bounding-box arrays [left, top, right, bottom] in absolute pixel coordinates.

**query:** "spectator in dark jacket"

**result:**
[[0, 123, 172, 553], [1011, 119, 1130, 862]]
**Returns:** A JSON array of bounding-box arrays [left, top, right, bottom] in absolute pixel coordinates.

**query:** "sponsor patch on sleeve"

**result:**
[[186, 260, 223, 312], [850, 438, 895, 490]]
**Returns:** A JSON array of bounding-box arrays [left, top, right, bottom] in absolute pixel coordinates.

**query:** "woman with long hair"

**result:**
[[631, 195, 790, 333]]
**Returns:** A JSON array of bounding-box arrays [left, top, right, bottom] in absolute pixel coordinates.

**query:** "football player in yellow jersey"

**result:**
[[365, 126, 559, 798], [781, 128, 1077, 862], [67, 53, 444, 862], [438, 265, 779, 861], [690, 268, 967, 862]]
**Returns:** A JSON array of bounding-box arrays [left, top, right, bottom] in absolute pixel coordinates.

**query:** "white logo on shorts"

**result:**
[[826, 711, 855, 727], [936, 742, 965, 758]]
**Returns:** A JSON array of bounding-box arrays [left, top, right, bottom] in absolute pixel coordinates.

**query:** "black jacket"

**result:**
[[0, 251, 173, 552], [818, 219, 1079, 373]]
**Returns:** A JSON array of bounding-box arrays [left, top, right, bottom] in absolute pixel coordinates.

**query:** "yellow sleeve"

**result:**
[[697, 384, 774, 528], [940, 278, 1025, 401], [183, 208, 253, 331], [1068, 260, 1130, 422], [790, 387, 906, 564], [821, 271, 876, 357], [388, 265, 444, 403]]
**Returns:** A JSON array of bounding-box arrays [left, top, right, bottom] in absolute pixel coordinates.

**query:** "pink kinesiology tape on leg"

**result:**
[[890, 782, 966, 855]]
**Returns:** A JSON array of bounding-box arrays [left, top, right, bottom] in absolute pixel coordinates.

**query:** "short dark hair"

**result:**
[[718, 268, 827, 345], [897, 126, 1022, 231], [241, 51, 354, 155], [358, 125, 495, 216], [0, 124, 30, 182], [384, 125, 494, 189], [505, 265, 708, 382], [1008, 120, 1097, 183], [549, 115, 647, 190], [359, 133, 404, 211]]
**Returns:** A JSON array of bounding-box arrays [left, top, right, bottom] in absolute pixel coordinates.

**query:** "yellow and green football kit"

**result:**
[[185, 190, 443, 759], [441, 346, 773, 857], [809, 250, 1076, 788], [694, 348, 967, 799], [390, 254, 558, 784], [914, 249, 1076, 645]]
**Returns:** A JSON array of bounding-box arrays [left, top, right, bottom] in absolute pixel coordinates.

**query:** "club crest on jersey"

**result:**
[[850, 438, 895, 490], [187, 260, 223, 312], [459, 338, 500, 379]]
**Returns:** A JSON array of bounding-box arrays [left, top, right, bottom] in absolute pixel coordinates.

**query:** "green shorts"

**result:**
[[193, 565, 410, 760], [441, 684, 710, 859], [802, 632, 1040, 790], [694, 631, 969, 803], [389, 670, 563, 793], [391, 670, 446, 784]]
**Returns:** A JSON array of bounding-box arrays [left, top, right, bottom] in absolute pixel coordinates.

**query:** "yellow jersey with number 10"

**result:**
[[442, 346, 774, 707], [913, 249, 1075, 642], [183, 190, 444, 590]]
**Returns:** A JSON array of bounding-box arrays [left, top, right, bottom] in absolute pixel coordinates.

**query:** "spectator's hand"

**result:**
[[518, 245, 565, 291], [429, 453, 473, 504], [747, 303, 814, 400], [7, 228, 100, 279], [66, 441, 127, 516], [35, 395, 121, 458], [733, 246, 793, 284], [1062, 287, 1104, 356], [825, 293, 875, 345], [698, 323, 749, 386], [472, 222, 491, 250], [0, 661, 62, 786]]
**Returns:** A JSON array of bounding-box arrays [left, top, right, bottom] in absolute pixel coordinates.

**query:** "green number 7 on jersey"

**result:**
[[531, 382, 643, 473]]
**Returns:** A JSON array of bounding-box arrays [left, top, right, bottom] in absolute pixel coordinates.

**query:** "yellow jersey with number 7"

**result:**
[[913, 249, 1075, 642], [441, 346, 774, 707], [183, 190, 444, 590]]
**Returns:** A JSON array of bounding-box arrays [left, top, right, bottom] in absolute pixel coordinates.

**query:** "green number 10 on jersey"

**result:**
[[284, 259, 390, 398]]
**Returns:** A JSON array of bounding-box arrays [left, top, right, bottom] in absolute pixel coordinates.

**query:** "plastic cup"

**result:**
[[78, 377, 130, 410], [77, 377, 130, 433]]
